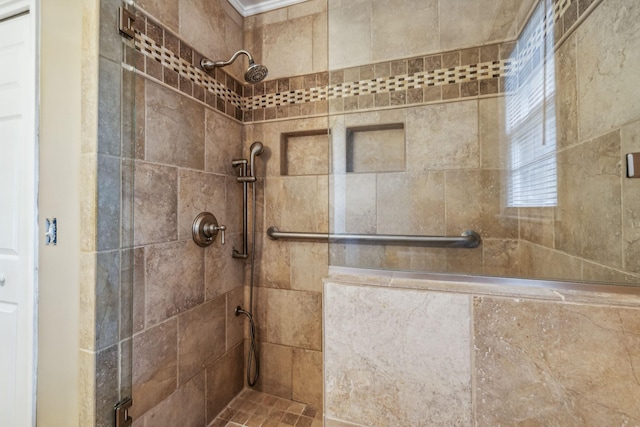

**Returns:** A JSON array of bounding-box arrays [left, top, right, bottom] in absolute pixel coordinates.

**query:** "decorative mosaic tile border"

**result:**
[[126, 8, 246, 122], [128, 0, 595, 124]]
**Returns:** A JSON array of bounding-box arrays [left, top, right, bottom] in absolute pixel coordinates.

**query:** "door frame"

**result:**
[[0, 0, 39, 426]]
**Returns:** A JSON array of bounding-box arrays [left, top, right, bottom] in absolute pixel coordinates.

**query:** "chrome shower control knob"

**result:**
[[192, 212, 226, 247], [205, 224, 226, 245]]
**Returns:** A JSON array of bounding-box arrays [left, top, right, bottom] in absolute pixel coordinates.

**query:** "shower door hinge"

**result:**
[[114, 398, 133, 427], [118, 7, 135, 39]]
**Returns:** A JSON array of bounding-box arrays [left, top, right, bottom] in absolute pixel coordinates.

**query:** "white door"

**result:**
[[0, 2, 37, 427]]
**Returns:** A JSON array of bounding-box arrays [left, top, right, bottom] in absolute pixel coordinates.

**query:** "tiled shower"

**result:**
[[83, 0, 640, 425]]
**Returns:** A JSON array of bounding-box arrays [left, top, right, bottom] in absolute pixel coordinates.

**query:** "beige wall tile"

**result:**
[[78, 350, 96, 427], [446, 169, 518, 239], [205, 343, 244, 422], [439, 0, 519, 50], [518, 241, 582, 281], [313, 12, 328, 72], [621, 120, 640, 274], [80, 154, 97, 251], [226, 175, 244, 234], [474, 296, 640, 425], [136, 0, 179, 32], [446, 246, 484, 275], [128, 247, 145, 334], [133, 161, 178, 246], [324, 418, 363, 427], [371, 0, 439, 61], [385, 245, 448, 273], [556, 130, 623, 268], [555, 32, 578, 150], [205, 232, 246, 300], [267, 288, 322, 350], [177, 170, 227, 240], [288, 0, 327, 19], [406, 101, 479, 172], [519, 207, 555, 248], [377, 172, 445, 235], [259, 237, 291, 289], [143, 373, 206, 427], [95, 345, 118, 427], [132, 319, 178, 418], [95, 251, 119, 350], [254, 342, 293, 399], [256, 121, 288, 178], [577, 0, 640, 141], [292, 348, 323, 408], [330, 173, 377, 234], [145, 83, 205, 170], [246, 285, 269, 340], [177, 296, 226, 385], [324, 282, 472, 426], [179, 0, 245, 79], [145, 241, 205, 326], [265, 176, 328, 233], [205, 110, 243, 176], [482, 238, 520, 277], [79, 257, 96, 352], [582, 261, 640, 285], [289, 242, 328, 293], [478, 96, 507, 169], [226, 286, 245, 350], [263, 16, 315, 79], [328, 1, 372, 69]]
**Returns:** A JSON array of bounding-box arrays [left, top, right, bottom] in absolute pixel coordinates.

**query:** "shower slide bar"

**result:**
[[267, 226, 481, 248]]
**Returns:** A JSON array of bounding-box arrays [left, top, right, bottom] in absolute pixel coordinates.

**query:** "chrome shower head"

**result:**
[[201, 50, 269, 84], [245, 62, 269, 84]]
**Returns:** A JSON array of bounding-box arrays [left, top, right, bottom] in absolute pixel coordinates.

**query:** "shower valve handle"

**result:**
[[192, 212, 226, 247], [206, 224, 226, 245]]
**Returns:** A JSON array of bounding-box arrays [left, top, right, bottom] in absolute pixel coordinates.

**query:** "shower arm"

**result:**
[[201, 50, 254, 71]]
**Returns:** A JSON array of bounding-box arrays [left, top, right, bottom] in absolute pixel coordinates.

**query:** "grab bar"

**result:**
[[267, 226, 481, 248]]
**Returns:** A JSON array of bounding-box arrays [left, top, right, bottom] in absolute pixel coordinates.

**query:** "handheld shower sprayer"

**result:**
[[249, 141, 264, 179], [200, 50, 269, 84]]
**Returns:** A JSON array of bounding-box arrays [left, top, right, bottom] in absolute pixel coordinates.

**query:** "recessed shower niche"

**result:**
[[280, 129, 330, 175], [346, 123, 405, 173]]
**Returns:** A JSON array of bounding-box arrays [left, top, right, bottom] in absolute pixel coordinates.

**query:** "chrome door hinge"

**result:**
[[114, 398, 133, 427], [118, 7, 135, 39]]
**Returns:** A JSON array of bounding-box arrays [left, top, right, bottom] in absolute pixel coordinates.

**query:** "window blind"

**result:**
[[506, 0, 558, 208]]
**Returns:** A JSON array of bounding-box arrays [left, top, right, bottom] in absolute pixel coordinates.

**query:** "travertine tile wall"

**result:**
[[90, 0, 248, 426], [326, 0, 640, 285], [242, 0, 640, 415], [85, 0, 640, 425], [242, 116, 329, 409], [81, 0, 133, 425], [324, 274, 640, 426], [520, 0, 640, 285]]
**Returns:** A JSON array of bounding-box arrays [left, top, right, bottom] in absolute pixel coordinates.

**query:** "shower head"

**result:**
[[201, 50, 269, 84], [245, 62, 269, 84]]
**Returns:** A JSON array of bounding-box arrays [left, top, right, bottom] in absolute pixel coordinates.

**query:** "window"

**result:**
[[506, 0, 557, 207]]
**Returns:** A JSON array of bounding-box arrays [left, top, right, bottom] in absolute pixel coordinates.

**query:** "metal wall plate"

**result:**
[[192, 212, 226, 247], [118, 7, 135, 39], [627, 153, 640, 178]]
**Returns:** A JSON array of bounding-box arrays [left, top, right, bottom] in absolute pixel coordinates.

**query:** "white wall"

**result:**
[[37, 0, 82, 424]]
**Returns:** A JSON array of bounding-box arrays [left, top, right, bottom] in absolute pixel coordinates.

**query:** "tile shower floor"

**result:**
[[208, 389, 323, 427]]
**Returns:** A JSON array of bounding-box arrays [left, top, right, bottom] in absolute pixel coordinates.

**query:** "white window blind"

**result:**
[[506, 0, 557, 207]]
